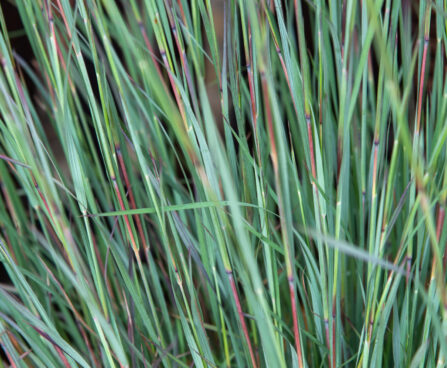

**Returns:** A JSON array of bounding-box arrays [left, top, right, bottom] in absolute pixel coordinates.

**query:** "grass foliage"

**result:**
[[0, 0, 446, 366]]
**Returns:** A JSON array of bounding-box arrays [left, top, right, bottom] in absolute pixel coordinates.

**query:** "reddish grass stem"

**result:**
[[431, 205, 445, 278], [138, 22, 170, 95], [116, 145, 149, 254], [416, 36, 429, 134], [227, 271, 257, 368], [160, 50, 188, 129], [111, 176, 140, 262], [289, 278, 304, 368], [262, 69, 304, 368], [163, 3, 199, 115]]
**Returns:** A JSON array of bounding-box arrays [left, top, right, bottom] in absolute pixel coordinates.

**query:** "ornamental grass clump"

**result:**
[[0, 0, 446, 366]]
